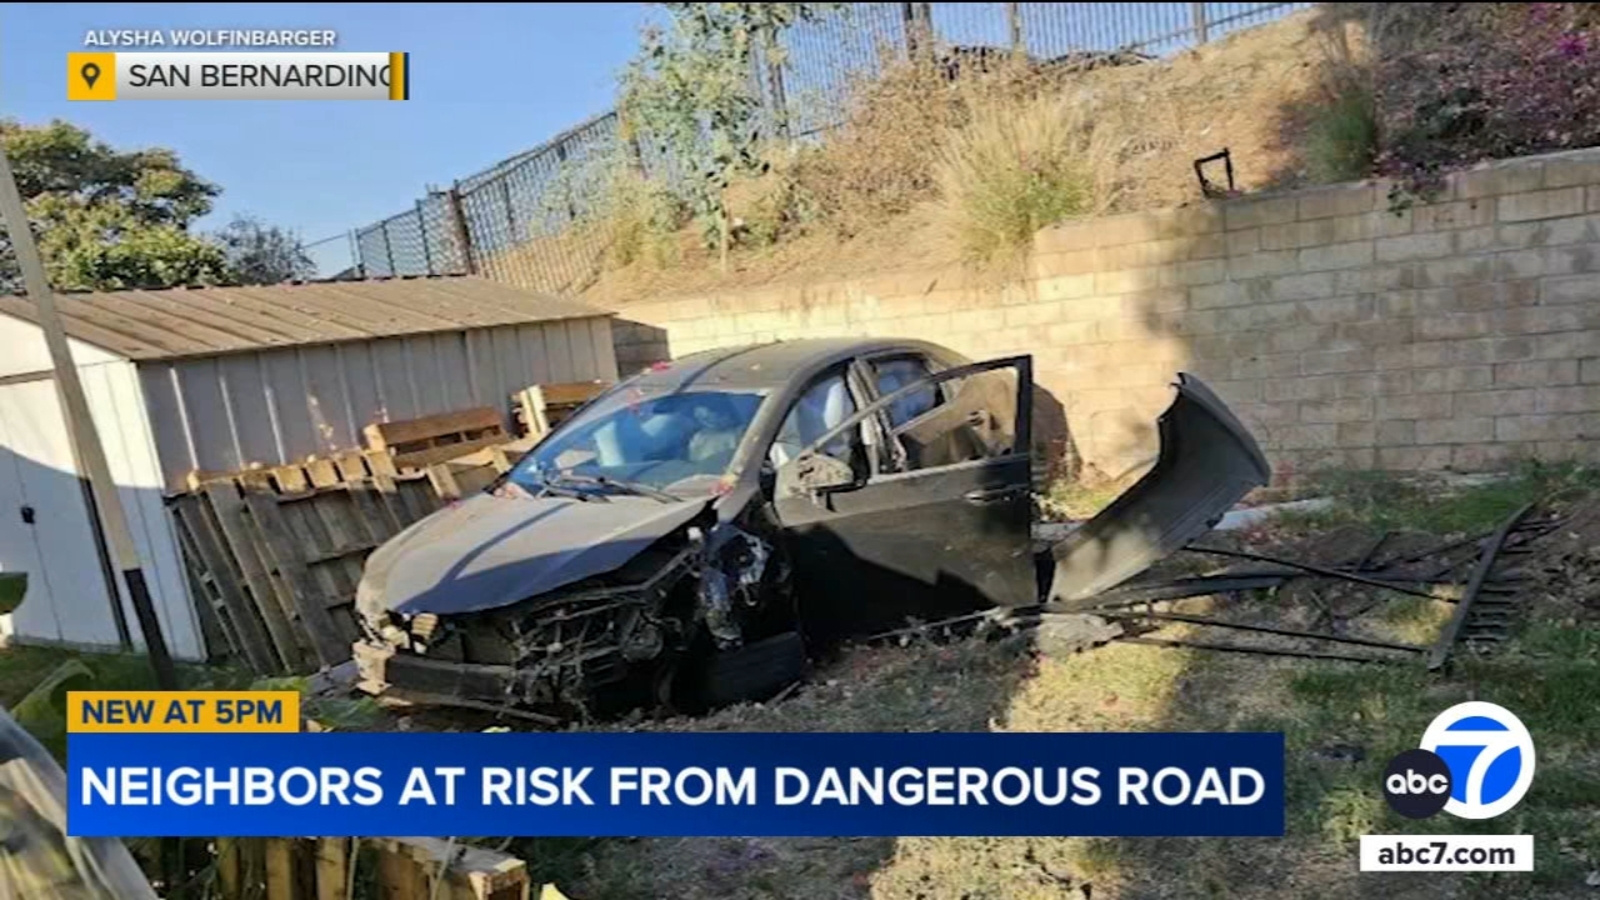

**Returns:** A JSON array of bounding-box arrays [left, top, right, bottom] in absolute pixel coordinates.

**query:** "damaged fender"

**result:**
[[691, 524, 773, 650], [1046, 373, 1271, 609]]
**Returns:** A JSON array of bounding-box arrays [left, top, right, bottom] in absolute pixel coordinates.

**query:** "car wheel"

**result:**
[[680, 631, 807, 713]]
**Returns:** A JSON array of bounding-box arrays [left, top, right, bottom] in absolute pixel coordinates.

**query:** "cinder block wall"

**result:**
[[609, 147, 1600, 485]]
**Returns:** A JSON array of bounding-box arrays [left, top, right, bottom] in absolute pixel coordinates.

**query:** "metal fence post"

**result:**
[[1006, 2, 1024, 56], [347, 230, 363, 278], [415, 200, 434, 275], [1193, 2, 1209, 43], [446, 182, 477, 275], [916, 3, 934, 59], [756, 33, 790, 140], [902, 2, 934, 64], [500, 178, 518, 242], [767, 55, 789, 138], [380, 219, 396, 275], [554, 143, 578, 223]]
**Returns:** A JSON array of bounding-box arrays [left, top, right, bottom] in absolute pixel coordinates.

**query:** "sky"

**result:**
[[0, 2, 656, 271]]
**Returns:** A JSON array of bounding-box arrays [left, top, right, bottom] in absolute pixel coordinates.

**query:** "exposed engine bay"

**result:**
[[355, 514, 797, 720]]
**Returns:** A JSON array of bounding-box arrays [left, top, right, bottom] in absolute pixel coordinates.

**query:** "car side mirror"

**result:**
[[776, 451, 858, 502]]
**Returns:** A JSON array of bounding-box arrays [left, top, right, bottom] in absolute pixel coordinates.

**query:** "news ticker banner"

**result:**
[[64, 692, 1285, 838], [67, 51, 409, 100]]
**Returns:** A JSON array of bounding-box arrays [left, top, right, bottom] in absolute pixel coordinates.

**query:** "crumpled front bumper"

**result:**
[[352, 545, 701, 712], [352, 638, 568, 717], [351, 524, 785, 715], [1045, 373, 1272, 609]]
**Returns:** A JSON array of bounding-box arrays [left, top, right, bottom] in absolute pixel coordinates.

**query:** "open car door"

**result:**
[[770, 356, 1034, 637]]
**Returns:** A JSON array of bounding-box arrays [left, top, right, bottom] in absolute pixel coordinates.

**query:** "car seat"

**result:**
[[768, 378, 854, 468]]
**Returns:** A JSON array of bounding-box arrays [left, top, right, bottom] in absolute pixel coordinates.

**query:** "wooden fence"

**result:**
[[167, 381, 610, 675], [168, 444, 528, 676], [213, 836, 535, 900]]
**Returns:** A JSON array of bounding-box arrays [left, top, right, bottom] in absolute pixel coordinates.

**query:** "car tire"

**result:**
[[690, 631, 807, 712]]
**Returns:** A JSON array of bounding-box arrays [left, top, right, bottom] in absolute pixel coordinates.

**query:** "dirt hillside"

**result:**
[[582, 7, 1348, 309]]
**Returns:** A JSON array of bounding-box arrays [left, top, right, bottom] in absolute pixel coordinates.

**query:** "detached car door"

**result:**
[[771, 355, 1035, 636]]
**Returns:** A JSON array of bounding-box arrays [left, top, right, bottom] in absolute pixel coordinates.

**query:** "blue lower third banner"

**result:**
[[68, 732, 1285, 837]]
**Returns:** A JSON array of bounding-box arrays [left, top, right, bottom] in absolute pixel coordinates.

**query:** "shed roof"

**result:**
[[0, 275, 612, 362]]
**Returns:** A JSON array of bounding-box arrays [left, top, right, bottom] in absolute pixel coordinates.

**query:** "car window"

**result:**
[[871, 356, 943, 428], [768, 369, 862, 470], [891, 367, 1020, 472], [511, 387, 766, 494]]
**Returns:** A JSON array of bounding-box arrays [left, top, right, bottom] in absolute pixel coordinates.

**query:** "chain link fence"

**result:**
[[299, 231, 360, 279], [348, 2, 1310, 293]]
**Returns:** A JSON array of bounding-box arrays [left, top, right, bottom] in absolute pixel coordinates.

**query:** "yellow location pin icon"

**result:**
[[67, 52, 116, 101]]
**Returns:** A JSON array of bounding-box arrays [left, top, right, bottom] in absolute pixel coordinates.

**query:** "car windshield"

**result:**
[[508, 386, 767, 496]]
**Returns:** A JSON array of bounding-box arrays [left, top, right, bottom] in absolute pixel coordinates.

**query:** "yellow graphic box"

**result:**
[[67, 691, 301, 733], [67, 52, 117, 100]]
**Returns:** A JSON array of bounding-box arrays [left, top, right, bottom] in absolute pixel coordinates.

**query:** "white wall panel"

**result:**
[[138, 319, 617, 489]]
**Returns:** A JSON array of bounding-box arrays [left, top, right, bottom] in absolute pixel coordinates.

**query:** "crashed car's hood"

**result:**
[[357, 492, 709, 618]]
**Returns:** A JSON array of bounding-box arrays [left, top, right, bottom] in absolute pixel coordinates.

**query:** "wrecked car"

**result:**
[[353, 337, 1270, 719]]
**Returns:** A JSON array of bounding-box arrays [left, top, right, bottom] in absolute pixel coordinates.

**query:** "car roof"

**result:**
[[625, 337, 959, 391]]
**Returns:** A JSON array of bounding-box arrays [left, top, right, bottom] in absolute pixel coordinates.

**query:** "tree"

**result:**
[[0, 119, 230, 292], [215, 214, 316, 285], [618, 3, 842, 270]]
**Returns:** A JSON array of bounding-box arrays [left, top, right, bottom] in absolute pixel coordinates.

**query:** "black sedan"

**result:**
[[353, 338, 1268, 719]]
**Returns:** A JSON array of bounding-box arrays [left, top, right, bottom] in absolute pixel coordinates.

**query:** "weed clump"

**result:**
[[786, 59, 965, 237], [1306, 80, 1376, 184], [933, 95, 1103, 267], [1303, 17, 1377, 184], [597, 164, 687, 270]]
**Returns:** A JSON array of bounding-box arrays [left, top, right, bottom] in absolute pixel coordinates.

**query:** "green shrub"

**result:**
[[1307, 81, 1377, 183], [596, 165, 686, 269]]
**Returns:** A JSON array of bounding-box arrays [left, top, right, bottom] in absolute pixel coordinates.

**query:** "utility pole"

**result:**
[[0, 143, 178, 689]]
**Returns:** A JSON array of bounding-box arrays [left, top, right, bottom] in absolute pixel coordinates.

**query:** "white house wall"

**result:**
[[0, 360, 202, 661], [0, 314, 120, 378], [138, 318, 619, 489], [0, 376, 118, 649], [79, 359, 203, 660]]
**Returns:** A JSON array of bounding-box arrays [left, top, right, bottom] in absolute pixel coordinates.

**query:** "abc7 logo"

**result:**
[[1383, 701, 1536, 820]]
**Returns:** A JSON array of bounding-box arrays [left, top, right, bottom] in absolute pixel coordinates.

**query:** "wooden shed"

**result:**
[[0, 275, 617, 661]]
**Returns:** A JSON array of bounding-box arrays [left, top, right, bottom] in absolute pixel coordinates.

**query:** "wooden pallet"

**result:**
[[513, 381, 609, 439], [170, 441, 528, 675], [421, 440, 530, 501], [219, 835, 534, 900], [365, 407, 512, 471]]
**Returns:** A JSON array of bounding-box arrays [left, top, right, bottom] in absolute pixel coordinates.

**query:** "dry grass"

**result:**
[[787, 58, 968, 238], [1037, 470, 1144, 521], [583, 8, 1337, 308], [931, 94, 1106, 269], [508, 484, 1600, 899]]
